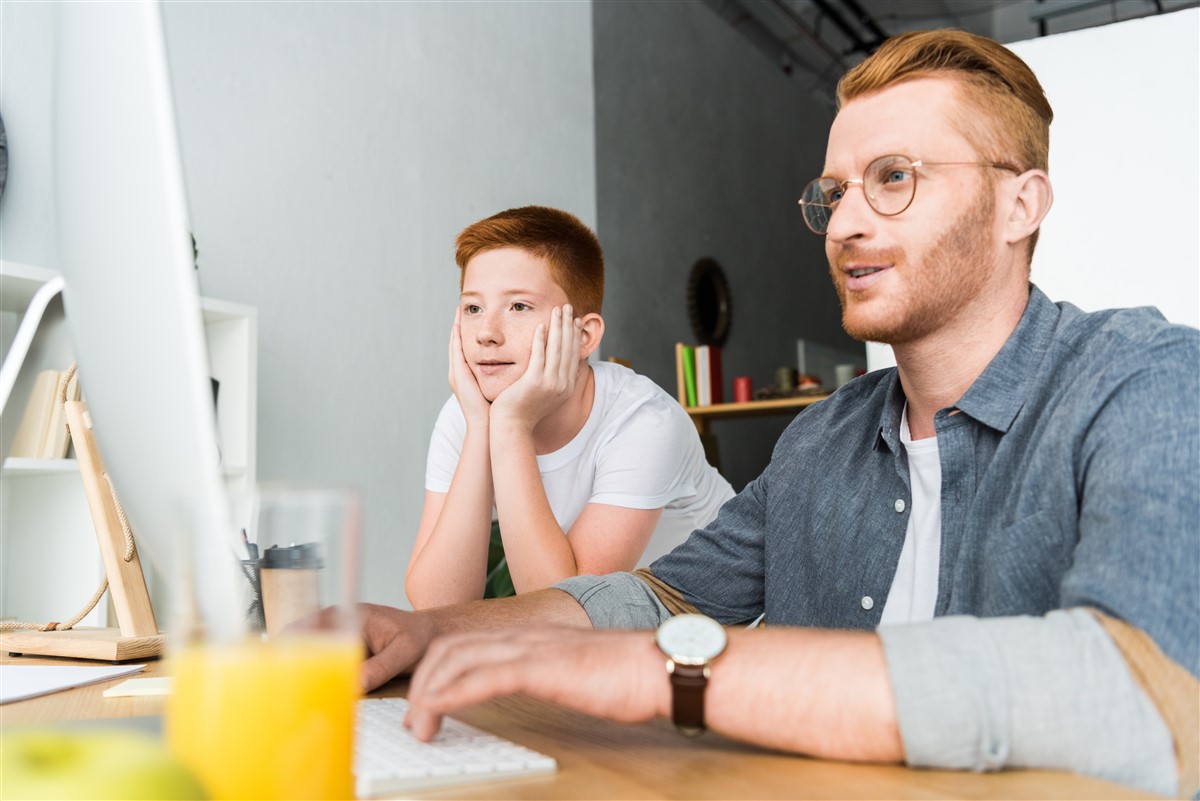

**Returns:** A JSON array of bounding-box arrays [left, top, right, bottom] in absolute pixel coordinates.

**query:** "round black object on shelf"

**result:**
[[686, 258, 732, 347]]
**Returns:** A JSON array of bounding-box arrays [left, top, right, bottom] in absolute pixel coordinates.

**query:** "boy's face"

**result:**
[[459, 247, 572, 402]]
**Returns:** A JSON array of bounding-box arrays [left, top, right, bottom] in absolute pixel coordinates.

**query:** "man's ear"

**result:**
[[1003, 169, 1053, 246], [579, 313, 605, 360]]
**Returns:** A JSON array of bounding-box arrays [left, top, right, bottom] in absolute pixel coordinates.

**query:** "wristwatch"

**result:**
[[655, 613, 727, 736]]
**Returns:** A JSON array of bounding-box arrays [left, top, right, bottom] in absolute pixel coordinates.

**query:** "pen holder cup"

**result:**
[[238, 556, 265, 632], [166, 485, 362, 800]]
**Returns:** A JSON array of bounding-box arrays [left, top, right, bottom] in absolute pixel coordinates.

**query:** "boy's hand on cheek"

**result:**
[[491, 305, 583, 432], [448, 307, 490, 428]]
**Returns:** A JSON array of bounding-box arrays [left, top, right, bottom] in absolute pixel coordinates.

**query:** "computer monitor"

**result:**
[[52, 1, 245, 634]]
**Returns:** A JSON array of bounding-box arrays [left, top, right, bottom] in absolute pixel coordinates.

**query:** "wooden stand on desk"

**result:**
[[0, 399, 164, 662]]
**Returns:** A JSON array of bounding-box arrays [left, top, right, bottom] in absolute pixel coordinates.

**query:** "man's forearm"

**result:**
[[707, 628, 903, 762], [429, 587, 593, 634]]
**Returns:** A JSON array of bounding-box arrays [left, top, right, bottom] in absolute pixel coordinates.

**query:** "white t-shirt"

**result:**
[[880, 403, 943, 625], [425, 361, 735, 564]]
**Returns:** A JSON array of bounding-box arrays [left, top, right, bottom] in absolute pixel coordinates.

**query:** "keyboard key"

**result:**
[[355, 697, 557, 798]]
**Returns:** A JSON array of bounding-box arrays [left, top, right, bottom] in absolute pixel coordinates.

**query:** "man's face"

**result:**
[[459, 247, 572, 402], [822, 77, 1003, 345]]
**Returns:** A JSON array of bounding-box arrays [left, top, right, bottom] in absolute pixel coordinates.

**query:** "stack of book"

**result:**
[[8, 368, 80, 459], [674, 343, 724, 408]]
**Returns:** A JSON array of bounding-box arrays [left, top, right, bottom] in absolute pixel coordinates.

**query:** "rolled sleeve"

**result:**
[[879, 609, 1176, 796], [554, 573, 671, 629]]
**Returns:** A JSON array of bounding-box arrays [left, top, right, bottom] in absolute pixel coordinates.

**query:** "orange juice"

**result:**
[[166, 635, 361, 800]]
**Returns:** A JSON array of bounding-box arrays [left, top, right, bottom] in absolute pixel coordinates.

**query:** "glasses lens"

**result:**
[[800, 177, 839, 234], [863, 155, 916, 216]]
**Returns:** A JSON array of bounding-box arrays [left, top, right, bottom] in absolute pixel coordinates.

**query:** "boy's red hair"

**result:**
[[455, 206, 604, 315]]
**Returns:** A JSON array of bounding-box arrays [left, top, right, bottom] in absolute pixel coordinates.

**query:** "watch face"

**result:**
[[656, 614, 727, 665]]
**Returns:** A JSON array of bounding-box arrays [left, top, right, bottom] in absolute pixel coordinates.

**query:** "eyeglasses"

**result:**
[[797, 154, 1020, 235]]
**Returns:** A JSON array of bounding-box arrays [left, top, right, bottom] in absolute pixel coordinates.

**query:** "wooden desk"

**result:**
[[1, 653, 1158, 800]]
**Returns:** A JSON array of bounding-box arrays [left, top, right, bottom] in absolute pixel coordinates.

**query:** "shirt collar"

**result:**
[[873, 284, 1061, 447], [875, 370, 906, 453], [953, 284, 1060, 433]]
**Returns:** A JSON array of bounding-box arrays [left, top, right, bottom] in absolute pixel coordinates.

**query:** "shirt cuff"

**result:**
[[553, 573, 671, 629], [878, 608, 1176, 797]]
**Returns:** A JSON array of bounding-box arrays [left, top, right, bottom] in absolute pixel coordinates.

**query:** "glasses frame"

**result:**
[[797, 155, 1021, 235]]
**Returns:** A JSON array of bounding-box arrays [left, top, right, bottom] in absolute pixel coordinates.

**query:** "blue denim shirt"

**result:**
[[649, 286, 1199, 676], [559, 286, 1197, 793]]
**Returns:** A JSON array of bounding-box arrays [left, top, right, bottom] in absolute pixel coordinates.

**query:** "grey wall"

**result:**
[[0, 3, 593, 610], [1, 0, 856, 613], [157, 2, 595, 608], [593, 1, 852, 490]]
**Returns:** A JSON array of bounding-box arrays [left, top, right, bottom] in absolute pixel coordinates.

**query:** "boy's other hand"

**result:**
[[490, 305, 583, 432], [448, 307, 491, 427]]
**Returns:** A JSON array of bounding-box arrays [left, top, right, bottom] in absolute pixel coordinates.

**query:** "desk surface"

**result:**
[[1, 654, 1157, 800]]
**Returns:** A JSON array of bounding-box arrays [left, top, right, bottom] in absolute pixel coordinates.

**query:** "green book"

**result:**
[[682, 345, 697, 407]]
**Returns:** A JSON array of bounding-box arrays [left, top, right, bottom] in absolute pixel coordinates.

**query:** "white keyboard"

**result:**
[[355, 697, 557, 798]]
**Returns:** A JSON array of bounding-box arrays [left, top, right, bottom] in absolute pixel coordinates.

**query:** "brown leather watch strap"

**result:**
[[668, 662, 710, 736]]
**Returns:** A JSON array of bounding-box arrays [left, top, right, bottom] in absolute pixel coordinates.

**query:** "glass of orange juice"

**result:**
[[166, 486, 362, 800]]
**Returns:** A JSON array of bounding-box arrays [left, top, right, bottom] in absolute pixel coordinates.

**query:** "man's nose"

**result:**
[[825, 182, 874, 244]]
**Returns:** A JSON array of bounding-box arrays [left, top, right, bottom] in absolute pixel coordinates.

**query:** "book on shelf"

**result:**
[[674, 343, 688, 406], [42, 370, 81, 459], [7, 368, 79, 460], [8, 370, 58, 458], [681, 345, 697, 407], [674, 343, 723, 408], [704, 345, 723, 404]]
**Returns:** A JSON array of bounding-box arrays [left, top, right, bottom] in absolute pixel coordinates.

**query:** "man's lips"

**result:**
[[833, 249, 898, 293], [841, 264, 890, 292]]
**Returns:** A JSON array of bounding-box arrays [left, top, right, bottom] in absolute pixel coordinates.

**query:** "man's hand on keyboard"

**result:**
[[404, 626, 666, 741], [359, 590, 593, 693], [360, 603, 437, 692]]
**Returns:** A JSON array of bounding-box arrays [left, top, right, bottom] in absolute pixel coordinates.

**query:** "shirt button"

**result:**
[[894, 498, 906, 513], [861, 596, 875, 610]]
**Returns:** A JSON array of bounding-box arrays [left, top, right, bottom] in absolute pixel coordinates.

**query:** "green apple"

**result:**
[[1, 728, 207, 800]]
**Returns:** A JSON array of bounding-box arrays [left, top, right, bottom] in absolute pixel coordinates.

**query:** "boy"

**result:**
[[405, 206, 734, 608]]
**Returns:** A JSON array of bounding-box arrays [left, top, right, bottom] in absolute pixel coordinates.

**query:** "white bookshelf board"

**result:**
[[0, 260, 257, 631]]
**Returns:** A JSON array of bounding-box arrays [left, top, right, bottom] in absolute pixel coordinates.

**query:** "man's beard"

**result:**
[[830, 188, 997, 345]]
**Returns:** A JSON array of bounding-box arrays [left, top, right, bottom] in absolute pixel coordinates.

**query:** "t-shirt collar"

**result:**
[[874, 284, 1060, 447]]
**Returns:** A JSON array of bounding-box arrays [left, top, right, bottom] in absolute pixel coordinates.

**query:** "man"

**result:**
[[361, 30, 1199, 797]]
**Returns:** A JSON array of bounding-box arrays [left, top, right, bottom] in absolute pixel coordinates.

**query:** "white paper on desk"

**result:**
[[0, 664, 145, 704]]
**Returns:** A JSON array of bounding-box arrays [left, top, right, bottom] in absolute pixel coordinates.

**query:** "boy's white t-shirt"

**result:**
[[425, 361, 735, 563]]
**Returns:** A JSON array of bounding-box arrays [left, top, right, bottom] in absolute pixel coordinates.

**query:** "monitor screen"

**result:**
[[53, 1, 245, 635]]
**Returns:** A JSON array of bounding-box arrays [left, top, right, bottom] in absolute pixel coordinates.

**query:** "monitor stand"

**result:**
[[0, 399, 164, 662]]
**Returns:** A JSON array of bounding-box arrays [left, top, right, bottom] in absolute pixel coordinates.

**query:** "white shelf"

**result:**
[[0, 261, 61, 313], [0, 261, 257, 629], [2, 457, 79, 476]]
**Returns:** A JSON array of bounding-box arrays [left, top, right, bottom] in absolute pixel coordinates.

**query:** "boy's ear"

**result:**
[[578, 313, 605, 360]]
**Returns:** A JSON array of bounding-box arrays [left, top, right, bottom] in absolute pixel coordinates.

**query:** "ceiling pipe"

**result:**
[[808, 0, 873, 54], [834, 0, 891, 50]]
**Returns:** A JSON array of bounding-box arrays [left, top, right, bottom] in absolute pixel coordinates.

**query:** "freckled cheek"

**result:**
[[511, 317, 547, 353]]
